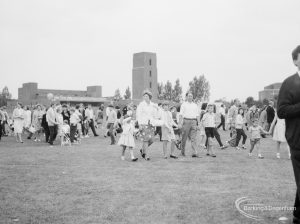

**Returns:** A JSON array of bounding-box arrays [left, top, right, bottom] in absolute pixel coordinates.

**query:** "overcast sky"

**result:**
[[0, 0, 299, 101]]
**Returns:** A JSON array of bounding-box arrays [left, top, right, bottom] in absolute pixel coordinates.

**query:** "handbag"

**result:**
[[29, 125, 36, 133]]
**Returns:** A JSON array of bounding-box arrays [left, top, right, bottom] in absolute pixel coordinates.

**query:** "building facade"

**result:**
[[132, 52, 158, 100], [259, 82, 282, 101], [18, 82, 105, 106]]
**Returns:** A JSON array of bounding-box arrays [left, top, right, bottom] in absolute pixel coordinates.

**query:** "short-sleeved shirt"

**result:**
[[249, 126, 263, 139], [180, 102, 200, 119], [202, 112, 215, 128]]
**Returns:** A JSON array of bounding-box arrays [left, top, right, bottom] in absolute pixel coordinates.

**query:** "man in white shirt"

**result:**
[[178, 92, 201, 157], [46, 103, 58, 145], [107, 105, 117, 145], [217, 104, 226, 131], [85, 104, 99, 137]]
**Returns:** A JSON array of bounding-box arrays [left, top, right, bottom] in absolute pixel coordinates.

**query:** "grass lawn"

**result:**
[[0, 130, 295, 224]]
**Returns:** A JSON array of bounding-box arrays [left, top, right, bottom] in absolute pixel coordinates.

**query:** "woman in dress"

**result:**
[[136, 90, 159, 161], [55, 106, 64, 146], [269, 110, 291, 159], [12, 102, 25, 143], [32, 104, 44, 142], [23, 105, 32, 131]]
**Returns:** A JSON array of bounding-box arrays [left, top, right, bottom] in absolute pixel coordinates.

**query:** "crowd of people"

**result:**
[[0, 88, 290, 163]]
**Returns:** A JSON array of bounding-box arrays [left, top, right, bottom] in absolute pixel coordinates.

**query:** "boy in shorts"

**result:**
[[202, 104, 217, 157]]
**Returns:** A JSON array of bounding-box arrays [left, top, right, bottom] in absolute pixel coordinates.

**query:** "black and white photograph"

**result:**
[[1, 0, 300, 223]]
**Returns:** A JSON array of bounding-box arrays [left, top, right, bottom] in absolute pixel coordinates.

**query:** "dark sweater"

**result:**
[[266, 106, 275, 123], [277, 73, 300, 150]]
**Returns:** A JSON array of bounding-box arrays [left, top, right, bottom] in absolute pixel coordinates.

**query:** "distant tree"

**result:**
[[188, 75, 210, 101], [124, 86, 131, 100], [245, 96, 255, 107], [114, 88, 122, 101], [172, 79, 182, 103], [163, 81, 173, 100], [157, 82, 164, 100], [2, 86, 12, 99]]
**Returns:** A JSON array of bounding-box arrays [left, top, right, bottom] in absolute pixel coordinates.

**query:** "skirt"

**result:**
[[273, 120, 286, 142], [161, 126, 176, 142], [118, 133, 135, 148], [14, 119, 24, 134], [139, 124, 155, 142]]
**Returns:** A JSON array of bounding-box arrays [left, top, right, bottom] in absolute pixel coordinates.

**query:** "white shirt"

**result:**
[[70, 113, 80, 125], [202, 112, 215, 128], [180, 101, 200, 119], [235, 114, 245, 129], [136, 101, 157, 125], [85, 108, 94, 120], [46, 107, 56, 126]]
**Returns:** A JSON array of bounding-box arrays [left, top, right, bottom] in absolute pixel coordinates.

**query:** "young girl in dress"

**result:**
[[269, 111, 291, 159], [161, 102, 178, 159], [13, 102, 25, 143], [118, 111, 138, 162], [248, 119, 269, 158]]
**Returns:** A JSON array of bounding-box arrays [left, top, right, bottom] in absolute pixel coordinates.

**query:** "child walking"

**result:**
[[235, 108, 247, 150], [161, 102, 178, 159], [118, 112, 138, 162], [248, 119, 269, 158], [202, 103, 217, 157], [269, 111, 291, 159]]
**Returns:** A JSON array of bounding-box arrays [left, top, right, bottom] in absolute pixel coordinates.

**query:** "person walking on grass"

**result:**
[[13, 102, 25, 143], [268, 110, 290, 159], [106, 104, 117, 145], [277, 45, 300, 224], [160, 101, 178, 159], [47, 103, 59, 146], [217, 104, 226, 131], [235, 108, 247, 150], [136, 90, 158, 161], [118, 112, 138, 162], [248, 119, 269, 159], [85, 104, 99, 137], [178, 92, 201, 158], [202, 103, 217, 157]]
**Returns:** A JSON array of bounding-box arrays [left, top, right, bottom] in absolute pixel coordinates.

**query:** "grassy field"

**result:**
[[0, 129, 296, 224]]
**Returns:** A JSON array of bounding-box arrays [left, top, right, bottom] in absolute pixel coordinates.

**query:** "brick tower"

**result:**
[[132, 52, 158, 100]]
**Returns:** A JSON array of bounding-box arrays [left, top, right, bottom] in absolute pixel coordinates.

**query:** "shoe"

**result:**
[[210, 154, 216, 157], [206, 153, 210, 156], [94, 134, 99, 137], [192, 154, 201, 158], [220, 145, 228, 150], [132, 158, 138, 162], [242, 145, 247, 149], [145, 157, 150, 161], [27, 136, 31, 139], [236, 147, 241, 150], [276, 153, 280, 159], [258, 154, 264, 159], [110, 142, 116, 145], [181, 152, 186, 157], [170, 155, 178, 159], [248, 153, 252, 157], [140, 149, 145, 158]]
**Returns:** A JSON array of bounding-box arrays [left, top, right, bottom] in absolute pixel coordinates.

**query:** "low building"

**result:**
[[259, 82, 282, 101], [18, 82, 106, 106]]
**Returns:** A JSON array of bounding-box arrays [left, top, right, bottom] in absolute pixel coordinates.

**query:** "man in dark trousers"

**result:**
[[266, 100, 275, 131], [277, 45, 300, 224]]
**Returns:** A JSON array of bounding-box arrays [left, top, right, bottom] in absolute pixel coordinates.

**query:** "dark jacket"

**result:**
[[277, 73, 300, 150], [266, 105, 275, 123]]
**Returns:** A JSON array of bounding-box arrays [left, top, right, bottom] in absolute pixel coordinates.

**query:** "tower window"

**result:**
[[149, 59, 151, 65], [149, 82, 152, 88], [149, 70, 152, 77]]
